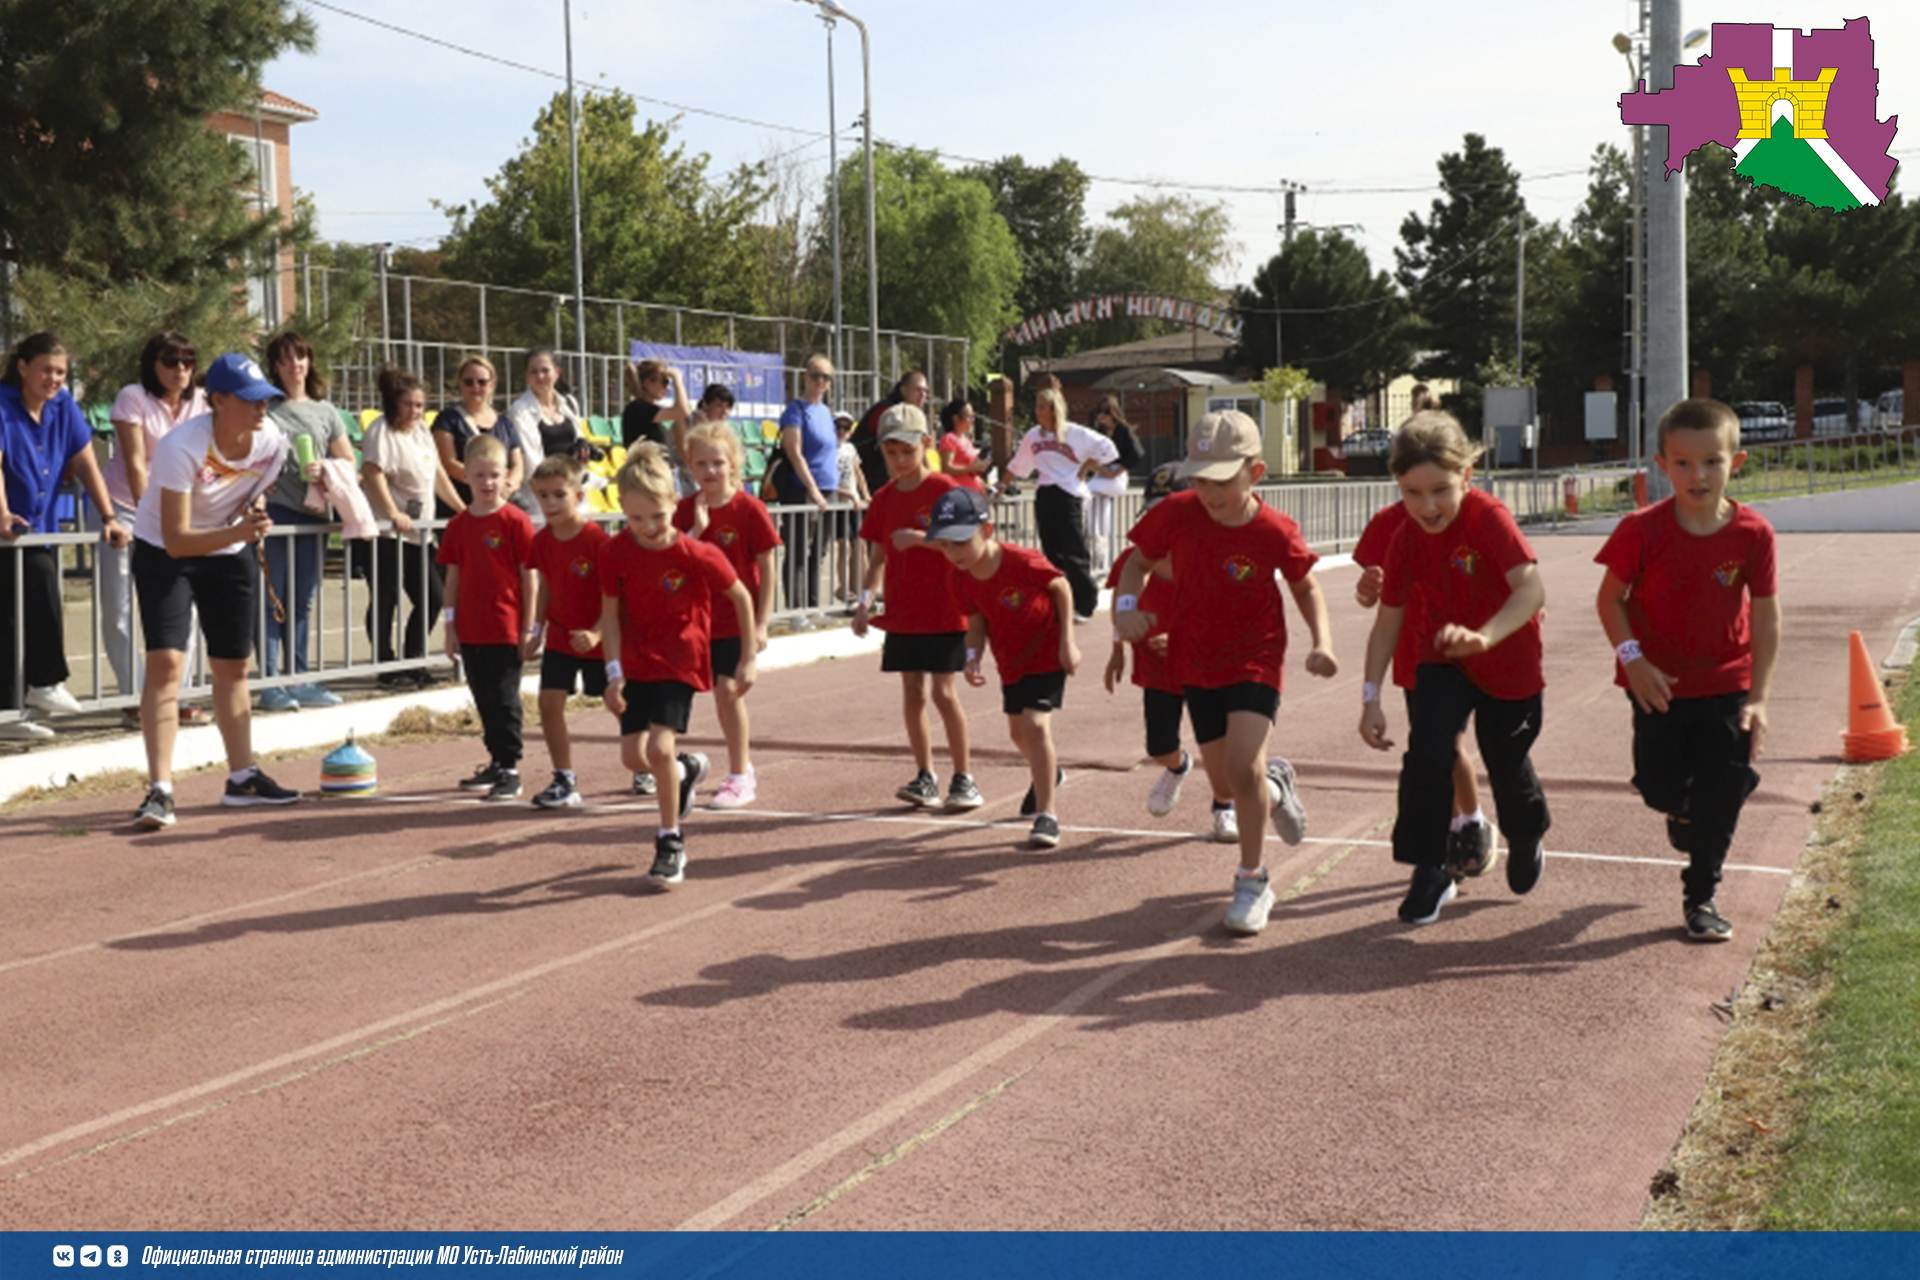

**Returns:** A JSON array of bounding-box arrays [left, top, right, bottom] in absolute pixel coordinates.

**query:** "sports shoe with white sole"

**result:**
[[1148, 753, 1189, 817], [533, 773, 582, 808], [1445, 819, 1500, 880], [632, 771, 657, 798], [1266, 758, 1306, 845], [1029, 814, 1061, 849], [1211, 802, 1239, 844], [647, 832, 687, 888], [1224, 869, 1275, 935], [676, 752, 710, 820], [895, 770, 939, 807], [26, 683, 82, 715], [944, 774, 984, 811], [709, 770, 756, 810], [132, 786, 176, 829], [222, 769, 300, 807], [1399, 864, 1457, 925], [1685, 899, 1733, 942], [0, 715, 55, 741]]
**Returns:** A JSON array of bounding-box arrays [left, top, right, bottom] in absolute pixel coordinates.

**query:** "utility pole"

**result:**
[[564, 0, 590, 413], [822, 14, 842, 383], [1644, 0, 1688, 499]]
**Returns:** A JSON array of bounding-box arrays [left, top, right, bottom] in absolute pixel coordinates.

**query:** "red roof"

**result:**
[[257, 88, 319, 122]]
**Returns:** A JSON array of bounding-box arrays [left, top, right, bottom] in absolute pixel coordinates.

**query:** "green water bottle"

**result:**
[[294, 433, 317, 468]]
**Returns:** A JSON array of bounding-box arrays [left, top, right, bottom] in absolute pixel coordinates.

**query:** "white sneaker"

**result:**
[[1147, 755, 1188, 817], [0, 715, 55, 741], [26, 683, 83, 715], [1266, 758, 1306, 845], [1210, 804, 1239, 844], [1224, 870, 1275, 935]]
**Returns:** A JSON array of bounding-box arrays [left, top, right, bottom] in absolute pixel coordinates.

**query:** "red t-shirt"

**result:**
[[1594, 498, 1777, 697], [950, 543, 1066, 686], [435, 504, 534, 646], [859, 471, 966, 634], [939, 433, 986, 492], [1381, 488, 1542, 699], [1127, 491, 1319, 691], [1354, 502, 1429, 691], [672, 489, 782, 640], [528, 520, 610, 658], [598, 531, 739, 690], [1106, 545, 1178, 693]]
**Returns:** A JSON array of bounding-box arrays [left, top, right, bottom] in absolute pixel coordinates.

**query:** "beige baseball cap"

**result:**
[[878, 402, 930, 444], [1178, 409, 1263, 480]]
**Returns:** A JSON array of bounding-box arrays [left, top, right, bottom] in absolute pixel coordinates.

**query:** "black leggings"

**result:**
[[1035, 485, 1097, 618], [1393, 663, 1550, 868], [353, 537, 443, 663], [0, 543, 67, 709]]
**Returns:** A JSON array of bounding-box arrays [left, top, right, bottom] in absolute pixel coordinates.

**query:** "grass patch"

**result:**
[[0, 768, 152, 815]]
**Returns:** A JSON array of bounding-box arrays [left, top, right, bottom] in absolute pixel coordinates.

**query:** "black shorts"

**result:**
[[1143, 686, 1186, 758], [882, 630, 967, 674], [540, 649, 608, 697], [133, 539, 256, 660], [1184, 681, 1281, 745], [710, 636, 744, 682], [619, 680, 695, 735], [1002, 670, 1067, 716]]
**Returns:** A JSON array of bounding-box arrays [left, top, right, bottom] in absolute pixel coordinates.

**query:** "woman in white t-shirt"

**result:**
[[128, 354, 300, 830], [358, 366, 463, 686], [104, 332, 209, 715], [1005, 387, 1117, 619]]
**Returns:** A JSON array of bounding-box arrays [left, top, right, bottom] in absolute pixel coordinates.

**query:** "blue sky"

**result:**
[[265, 0, 1918, 292]]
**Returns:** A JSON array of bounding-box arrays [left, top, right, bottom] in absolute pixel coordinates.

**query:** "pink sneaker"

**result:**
[[708, 770, 756, 810]]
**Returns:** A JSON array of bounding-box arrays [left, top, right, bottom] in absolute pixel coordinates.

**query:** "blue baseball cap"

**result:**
[[204, 353, 282, 402], [925, 486, 991, 541]]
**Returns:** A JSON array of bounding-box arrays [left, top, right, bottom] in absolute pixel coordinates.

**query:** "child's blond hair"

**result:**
[[684, 420, 744, 474], [1389, 410, 1483, 477], [615, 441, 676, 506], [464, 434, 507, 467], [531, 452, 587, 485], [1657, 397, 1741, 453]]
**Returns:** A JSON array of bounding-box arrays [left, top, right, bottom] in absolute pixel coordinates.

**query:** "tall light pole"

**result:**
[[564, 0, 589, 412], [1614, 27, 1647, 474], [795, 1, 878, 405], [820, 12, 843, 382]]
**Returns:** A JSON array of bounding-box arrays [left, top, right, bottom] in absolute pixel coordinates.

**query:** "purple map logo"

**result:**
[[1621, 18, 1899, 210]]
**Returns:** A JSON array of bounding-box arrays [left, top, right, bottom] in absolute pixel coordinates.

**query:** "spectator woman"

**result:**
[[621, 359, 693, 492], [937, 398, 991, 492], [127, 354, 299, 827], [358, 366, 463, 687], [258, 331, 355, 711], [506, 346, 582, 513], [1006, 387, 1116, 620], [1, 332, 130, 740], [432, 354, 523, 513], [102, 332, 208, 721], [1085, 394, 1143, 572], [775, 353, 839, 622]]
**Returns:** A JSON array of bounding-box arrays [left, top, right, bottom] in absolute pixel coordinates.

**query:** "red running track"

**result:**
[[3, 529, 1917, 1231]]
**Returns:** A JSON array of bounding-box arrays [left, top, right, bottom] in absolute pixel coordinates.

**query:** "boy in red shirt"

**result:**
[[673, 421, 782, 809], [522, 454, 612, 808], [599, 444, 758, 888], [928, 486, 1077, 849], [1104, 463, 1235, 835], [1595, 398, 1779, 941], [437, 435, 536, 801], [1116, 411, 1336, 936], [852, 404, 981, 812], [1359, 411, 1549, 926]]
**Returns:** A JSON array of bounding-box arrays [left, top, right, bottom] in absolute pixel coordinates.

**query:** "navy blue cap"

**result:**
[[1142, 461, 1192, 508], [925, 485, 991, 541], [204, 354, 281, 402]]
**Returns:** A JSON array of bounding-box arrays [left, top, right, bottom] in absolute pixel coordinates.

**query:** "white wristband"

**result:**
[[1616, 638, 1644, 665], [858, 589, 874, 609], [1112, 630, 1125, 647], [965, 647, 980, 664], [1362, 681, 1380, 705], [442, 607, 456, 623], [604, 660, 624, 681], [1115, 594, 1138, 613]]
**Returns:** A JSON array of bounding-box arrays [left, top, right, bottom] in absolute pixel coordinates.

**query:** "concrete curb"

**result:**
[[1887, 617, 1920, 672]]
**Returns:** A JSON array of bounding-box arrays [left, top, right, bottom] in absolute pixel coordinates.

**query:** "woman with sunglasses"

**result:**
[[101, 332, 207, 723], [433, 355, 523, 513]]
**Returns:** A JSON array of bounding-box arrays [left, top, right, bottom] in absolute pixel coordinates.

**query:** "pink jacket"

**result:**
[[305, 458, 379, 540]]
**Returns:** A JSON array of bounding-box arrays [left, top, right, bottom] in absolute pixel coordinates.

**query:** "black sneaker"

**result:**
[[647, 831, 687, 888], [1029, 814, 1061, 849], [133, 786, 176, 830], [1446, 819, 1500, 880], [485, 768, 522, 802], [896, 770, 939, 807], [945, 774, 984, 811], [631, 771, 657, 798], [460, 762, 503, 793], [1398, 864, 1458, 925], [533, 773, 582, 809], [1685, 899, 1733, 942], [1019, 768, 1066, 817], [676, 752, 709, 820], [222, 769, 300, 807], [1506, 837, 1545, 895]]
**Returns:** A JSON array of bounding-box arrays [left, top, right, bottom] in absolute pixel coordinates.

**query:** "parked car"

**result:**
[[1733, 401, 1791, 443], [1874, 389, 1905, 430], [1341, 427, 1394, 456], [1811, 397, 1876, 437]]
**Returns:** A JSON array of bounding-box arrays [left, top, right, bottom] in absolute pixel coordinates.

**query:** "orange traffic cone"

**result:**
[[1842, 630, 1909, 762]]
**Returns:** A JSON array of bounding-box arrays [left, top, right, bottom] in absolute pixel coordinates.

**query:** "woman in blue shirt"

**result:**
[[0, 332, 129, 739]]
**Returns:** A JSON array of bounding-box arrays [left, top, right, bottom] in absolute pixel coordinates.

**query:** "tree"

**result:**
[[1076, 194, 1236, 347], [1683, 144, 1786, 400], [438, 91, 770, 324], [1233, 227, 1414, 402], [0, 0, 315, 284], [830, 147, 1022, 383], [1395, 133, 1528, 391], [961, 155, 1092, 326]]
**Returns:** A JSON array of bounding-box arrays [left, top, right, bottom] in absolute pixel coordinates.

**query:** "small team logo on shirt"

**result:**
[[1714, 560, 1744, 588], [661, 571, 687, 595], [914, 509, 932, 530], [1223, 554, 1257, 584], [570, 559, 593, 579], [484, 532, 503, 550], [715, 528, 739, 547], [1451, 547, 1479, 576], [998, 586, 1025, 610]]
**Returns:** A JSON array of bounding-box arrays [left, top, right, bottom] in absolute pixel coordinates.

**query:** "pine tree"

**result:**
[[1395, 134, 1528, 388]]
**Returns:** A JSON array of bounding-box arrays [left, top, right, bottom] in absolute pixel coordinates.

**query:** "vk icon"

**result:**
[[81, 1245, 103, 1267], [108, 1246, 129, 1267], [53, 1245, 75, 1267]]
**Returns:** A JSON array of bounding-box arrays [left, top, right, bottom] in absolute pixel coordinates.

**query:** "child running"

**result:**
[[928, 486, 1077, 848], [1354, 490, 1495, 880], [1358, 411, 1549, 926], [523, 453, 612, 808], [599, 443, 758, 888], [852, 403, 981, 812], [1117, 411, 1335, 936], [673, 420, 781, 809], [438, 435, 536, 801], [1104, 463, 1237, 838], [1594, 398, 1778, 942]]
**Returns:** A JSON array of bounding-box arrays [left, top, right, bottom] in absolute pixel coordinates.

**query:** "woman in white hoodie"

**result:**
[[506, 346, 582, 518]]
